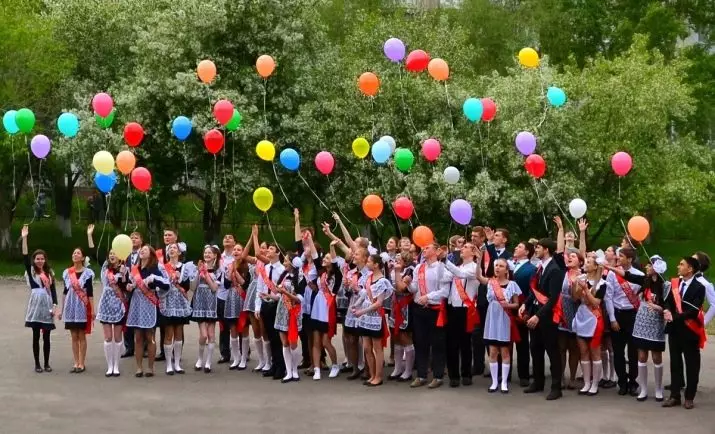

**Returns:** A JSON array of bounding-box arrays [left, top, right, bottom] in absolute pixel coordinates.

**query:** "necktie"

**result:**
[[536, 265, 543, 283], [268, 265, 274, 282], [680, 280, 686, 298]]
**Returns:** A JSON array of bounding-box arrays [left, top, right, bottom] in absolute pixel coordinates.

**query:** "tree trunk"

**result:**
[[0, 169, 25, 254], [0, 212, 12, 253]]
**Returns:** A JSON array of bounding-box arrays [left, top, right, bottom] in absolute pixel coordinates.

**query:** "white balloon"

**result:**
[[569, 198, 587, 219], [443, 166, 460, 184], [380, 135, 396, 154]]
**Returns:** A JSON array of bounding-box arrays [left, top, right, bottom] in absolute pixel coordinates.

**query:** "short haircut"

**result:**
[[537, 238, 556, 254], [694, 251, 710, 273], [683, 256, 701, 273], [619, 247, 637, 260], [471, 226, 485, 237], [130, 231, 143, 240], [368, 254, 384, 267], [519, 241, 535, 259], [495, 228, 509, 241]]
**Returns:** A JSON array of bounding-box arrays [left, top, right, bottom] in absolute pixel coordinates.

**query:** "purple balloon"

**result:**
[[449, 199, 473, 226], [383, 38, 406, 63], [30, 134, 51, 159], [515, 131, 537, 156]]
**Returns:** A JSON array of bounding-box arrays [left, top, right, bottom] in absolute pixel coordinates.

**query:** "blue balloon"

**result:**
[[279, 148, 300, 171], [94, 171, 117, 194], [3, 110, 19, 135], [462, 98, 483, 122], [172, 116, 192, 141], [371, 140, 391, 164], [57, 112, 80, 138], [547, 87, 567, 107]]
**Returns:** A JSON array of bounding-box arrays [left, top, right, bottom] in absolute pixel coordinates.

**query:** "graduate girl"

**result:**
[[388, 252, 415, 382], [343, 248, 369, 380], [599, 244, 620, 388], [244, 226, 271, 372], [159, 243, 194, 375], [191, 245, 225, 373], [60, 244, 95, 374], [555, 216, 581, 390], [274, 252, 303, 383], [224, 241, 253, 370]]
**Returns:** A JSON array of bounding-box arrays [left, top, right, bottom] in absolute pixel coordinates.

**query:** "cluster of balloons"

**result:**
[[463, 98, 497, 123], [370, 136, 396, 164], [92, 150, 151, 194], [382, 38, 449, 81], [92, 93, 115, 129], [3, 108, 36, 135]]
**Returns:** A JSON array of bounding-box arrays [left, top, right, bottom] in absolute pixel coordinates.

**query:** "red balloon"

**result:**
[[524, 154, 546, 179], [405, 50, 430, 72], [130, 167, 152, 192], [123, 122, 144, 147], [481, 98, 497, 122], [203, 129, 224, 154], [213, 99, 234, 126], [393, 197, 414, 220]]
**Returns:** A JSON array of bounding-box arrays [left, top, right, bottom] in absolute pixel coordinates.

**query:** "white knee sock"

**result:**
[[654, 363, 664, 399], [164, 344, 174, 373], [196, 344, 205, 369], [501, 363, 510, 391], [230, 338, 239, 367], [240, 337, 249, 367], [104, 342, 113, 375], [489, 362, 499, 390], [291, 347, 301, 378], [391, 345, 405, 377], [173, 341, 183, 372], [401, 345, 415, 379], [253, 338, 265, 370], [590, 361, 602, 394], [262, 340, 272, 370], [113, 341, 122, 374], [637, 362, 648, 399], [282, 347, 292, 381], [205, 342, 215, 369], [580, 361, 592, 393]]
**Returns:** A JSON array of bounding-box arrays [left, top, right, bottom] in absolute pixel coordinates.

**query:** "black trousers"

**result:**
[[611, 308, 637, 388], [530, 318, 561, 390], [124, 327, 135, 354], [668, 332, 700, 401], [261, 302, 285, 375], [514, 322, 530, 381], [300, 313, 311, 364], [412, 303, 446, 380], [217, 300, 230, 360], [471, 303, 488, 374], [446, 305, 472, 380]]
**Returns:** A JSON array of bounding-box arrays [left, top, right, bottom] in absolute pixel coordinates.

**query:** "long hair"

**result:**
[[203, 245, 221, 271], [142, 245, 159, 269], [31, 249, 52, 276]]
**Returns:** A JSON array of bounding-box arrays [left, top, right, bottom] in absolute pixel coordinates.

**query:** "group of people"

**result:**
[[21, 211, 713, 409]]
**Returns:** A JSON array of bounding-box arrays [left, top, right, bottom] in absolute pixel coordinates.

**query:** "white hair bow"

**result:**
[[178, 242, 187, 253], [650, 255, 667, 274]]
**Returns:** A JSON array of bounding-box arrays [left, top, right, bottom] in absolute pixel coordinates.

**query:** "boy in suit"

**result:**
[[512, 241, 537, 387]]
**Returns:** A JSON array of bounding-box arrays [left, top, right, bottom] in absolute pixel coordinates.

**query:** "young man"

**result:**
[[255, 244, 286, 380], [217, 234, 237, 364], [122, 231, 144, 358], [519, 238, 565, 401], [662, 257, 706, 410], [511, 241, 537, 387]]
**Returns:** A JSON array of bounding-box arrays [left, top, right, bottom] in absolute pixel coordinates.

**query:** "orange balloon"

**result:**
[[197, 60, 216, 84], [362, 194, 383, 219], [428, 58, 449, 81], [256, 55, 275, 78], [627, 216, 650, 242], [412, 225, 434, 248], [358, 72, 380, 97], [116, 150, 136, 176]]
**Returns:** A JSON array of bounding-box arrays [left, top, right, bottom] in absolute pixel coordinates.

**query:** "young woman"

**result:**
[[599, 244, 620, 388], [243, 226, 270, 372], [343, 248, 369, 380], [225, 242, 252, 370], [60, 246, 95, 373], [353, 254, 394, 387], [477, 258, 521, 393], [159, 243, 194, 375], [21, 225, 58, 373], [274, 252, 303, 383], [399, 237, 412, 255], [383, 237, 398, 366], [388, 252, 415, 382], [94, 245, 129, 378], [191, 245, 224, 373], [555, 216, 582, 390]]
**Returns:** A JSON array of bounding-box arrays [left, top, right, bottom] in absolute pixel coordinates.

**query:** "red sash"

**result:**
[[320, 273, 337, 338], [417, 263, 446, 327], [106, 267, 129, 331], [156, 249, 164, 264], [365, 275, 390, 347], [490, 279, 520, 343], [670, 278, 706, 349], [615, 273, 640, 310], [38, 271, 52, 298], [255, 262, 278, 294], [529, 268, 563, 325], [280, 275, 301, 344], [454, 276, 479, 332], [131, 266, 160, 307], [482, 248, 491, 277], [163, 262, 189, 299], [67, 267, 92, 334], [391, 273, 413, 338], [227, 263, 250, 333]]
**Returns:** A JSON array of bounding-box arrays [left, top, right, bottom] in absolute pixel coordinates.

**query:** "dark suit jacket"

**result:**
[[666, 277, 706, 341], [484, 244, 513, 278], [513, 261, 537, 300], [525, 256, 565, 323]]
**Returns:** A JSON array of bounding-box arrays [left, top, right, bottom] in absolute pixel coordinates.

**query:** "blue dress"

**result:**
[[96, 263, 129, 325], [126, 265, 170, 329], [62, 267, 95, 330]]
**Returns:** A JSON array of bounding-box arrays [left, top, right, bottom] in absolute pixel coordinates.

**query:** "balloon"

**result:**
[[352, 137, 370, 159], [393, 197, 414, 220], [130, 167, 152, 192], [569, 198, 587, 219], [3, 110, 19, 135], [627, 216, 650, 242], [611, 151, 633, 177], [462, 98, 483, 123], [226, 109, 242, 131], [421, 138, 441, 162], [518, 47, 540, 68], [405, 50, 430, 72], [443, 166, 460, 184], [197, 60, 217, 84], [412, 226, 434, 248], [279, 148, 300, 171], [92, 92, 114, 118], [371, 140, 391, 164], [253, 187, 274, 212], [362, 195, 383, 219], [428, 58, 449, 81], [30, 135, 51, 159], [450, 199, 473, 225], [394, 148, 415, 173], [15, 108, 35, 133], [515, 131, 537, 156], [93, 151, 115, 175], [383, 38, 406, 62], [111, 234, 132, 260], [358, 72, 380, 97], [481, 98, 497, 122], [547, 87, 567, 107], [123, 122, 144, 147], [95, 109, 115, 129], [172, 116, 192, 140], [524, 154, 546, 178], [116, 150, 136, 175], [256, 55, 275, 78], [315, 151, 335, 175], [94, 171, 117, 194], [380, 135, 396, 154], [256, 140, 276, 161], [57, 113, 80, 138], [213, 100, 234, 126], [203, 129, 224, 154]]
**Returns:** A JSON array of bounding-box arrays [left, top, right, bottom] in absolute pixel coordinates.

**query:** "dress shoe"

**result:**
[[340, 364, 352, 373], [397, 375, 412, 383], [262, 370, 275, 377], [449, 379, 460, 388], [523, 383, 544, 394], [462, 377, 473, 386], [546, 389, 563, 401], [519, 378, 530, 387], [602, 380, 617, 389], [155, 353, 166, 362], [428, 379, 443, 389], [662, 397, 681, 408], [43, 365, 53, 373], [365, 380, 383, 387], [347, 370, 363, 381], [281, 377, 293, 384], [617, 386, 629, 396], [35, 365, 43, 374], [684, 400, 694, 410], [121, 352, 134, 359], [217, 357, 230, 364], [410, 378, 428, 388], [628, 384, 639, 397]]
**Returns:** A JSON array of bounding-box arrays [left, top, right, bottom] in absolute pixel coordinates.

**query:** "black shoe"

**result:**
[[449, 379, 460, 388], [43, 365, 52, 373], [35, 366, 43, 373], [105, 371, 113, 378], [524, 383, 544, 394], [618, 386, 629, 396], [135, 372, 144, 378], [297, 361, 310, 369], [602, 380, 617, 389], [76, 367, 85, 374], [365, 381, 383, 387], [388, 373, 401, 381], [396, 375, 412, 383], [204, 367, 212, 374], [340, 364, 353, 373], [262, 370, 275, 378], [273, 372, 285, 380], [69, 367, 78, 374], [281, 377, 293, 384], [637, 395, 648, 402], [347, 370, 362, 381], [546, 389, 563, 401], [519, 378, 530, 387], [155, 354, 166, 362], [194, 366, 202, 372], [462, 377, 473, 386], [488, 386, 498, 393], [628, 384, 639, 397], [145, 372, 154, 378], [175, 369, 185, 375], [121, 352, 134, 359], [218, 357, 230, 364], [166, 370, 175, 376], [229, 365, 238, 371]]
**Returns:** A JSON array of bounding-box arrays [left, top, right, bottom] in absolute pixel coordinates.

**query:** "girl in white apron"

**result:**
[[190, 245, 225, 373], [274, 254, 302, 383], [224, 243, 253, 370], [159, 243, 194, 375], [388, 252, 415, 382], [60, 246, 95, 374]]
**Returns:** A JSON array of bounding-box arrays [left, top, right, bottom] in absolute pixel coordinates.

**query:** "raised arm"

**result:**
[[21, 225, 29, 256], [294, 208, 302, 242], [554, 216, 565, 253], [332, 212, 355, 251], [323, 222, 351, 256], [251, 224, 271, 264], [577, 219, 588, 258]]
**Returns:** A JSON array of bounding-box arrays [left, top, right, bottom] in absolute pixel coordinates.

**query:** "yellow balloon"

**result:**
[[93, 150, 115, 175], [256, 140, 275, 161], [352, 137, 370, 159], [111, 234, 132, 260], [253, 187, 274, 212], [518, 47, 540, 68]]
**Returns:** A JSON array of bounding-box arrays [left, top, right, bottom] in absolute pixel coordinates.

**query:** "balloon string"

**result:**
[[145, 193, 152, 245], [446, 192, 454, 237], [263, 78, 268, 139], [297, 172, 330, 212], [477, 125, 485, 169], [443, 82, 454, 131], [402, 185, 421, 225], [532, 179, 549, 233], [326, 175, 357, 229], [75, 192, 82, 224], [370, 97, 376, 142], [272, 163, 294, 209], [377, 170, 402, 238], [540, 179, 579, 237], [618, 178, 622, 201], [11, 136, 16, 207], [97, 193, 112, 256], [180, 143, 202, 213], [231, 133, 236, 204], [264, 212, 285, 257], [398, 67, 419, 138], [26, 136, 36, 204]]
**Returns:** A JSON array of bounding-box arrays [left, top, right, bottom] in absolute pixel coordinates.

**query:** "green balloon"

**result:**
[[95, 109, 116, 129], [15, 108, 36, 133], [226, 109, 242, 132], [394, 148, 415, 173]]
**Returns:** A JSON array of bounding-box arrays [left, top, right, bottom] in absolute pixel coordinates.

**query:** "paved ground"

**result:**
[[1, 281, 713, 433]]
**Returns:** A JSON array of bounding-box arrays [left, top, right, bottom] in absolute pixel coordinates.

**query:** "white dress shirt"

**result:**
[[605, 267, 644, 322], [697, 275, 715, 325], [408, 260, 450, 305], [255, 260, 286, 312], [513, 258, 529, 274], [217, 253, 235, 301], [679, 276, 694, 298], [444, 260, 478, 307]]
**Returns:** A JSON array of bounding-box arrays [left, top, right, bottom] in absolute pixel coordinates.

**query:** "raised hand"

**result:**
[[293, 208, 300, 220], [484, 227, 494, 241], [553, 216, 563, 229], [87, 224, 95, 235], [21, 224, 29, 238], [251, 224, 259, 236], [578, 218, 589, 232], [331, 212, 341, 222]]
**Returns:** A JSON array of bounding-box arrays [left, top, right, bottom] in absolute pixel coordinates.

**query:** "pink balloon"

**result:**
[[92, 92, 114, 118], [611, 151, 633, 177], [314, 151, 335, 175], [421, 138, 441, 162]]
